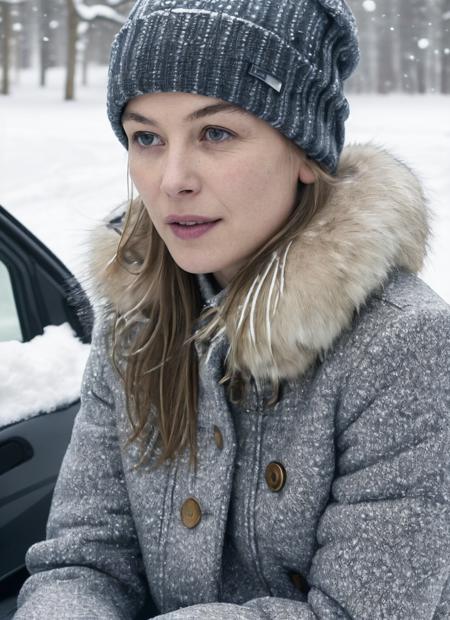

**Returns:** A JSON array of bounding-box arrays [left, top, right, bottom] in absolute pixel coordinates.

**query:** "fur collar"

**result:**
[[85, 143, 430, 381]]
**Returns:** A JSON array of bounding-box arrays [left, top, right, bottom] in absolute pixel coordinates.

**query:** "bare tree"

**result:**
[[80, 20, 89, 86], [39, 0, 51, 86], [0, 0, 27, 94], [398, 0, 431, 92], [0, 2, 11, 94], [64, 0, 128, 101], [64, 0, 77, 99], [376, 0, 401, 93], [348, 0, 450, 94], [442, 0, 450, 93], [347, 0, 378, 93]]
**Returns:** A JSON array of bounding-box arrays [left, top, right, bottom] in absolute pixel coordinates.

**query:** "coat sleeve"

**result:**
[[153, 306, 450, 620], [14, 315, 149, 620]]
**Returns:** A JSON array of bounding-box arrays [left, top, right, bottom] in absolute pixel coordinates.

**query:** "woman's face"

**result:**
[[122, 92, 315, 288]]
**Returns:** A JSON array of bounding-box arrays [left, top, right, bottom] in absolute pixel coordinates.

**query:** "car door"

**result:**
[[0, 205, 93, 613]]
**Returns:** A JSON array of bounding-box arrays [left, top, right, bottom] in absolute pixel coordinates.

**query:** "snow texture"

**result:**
[[72, 0, 127, 24], [0, 323, 90, 427]]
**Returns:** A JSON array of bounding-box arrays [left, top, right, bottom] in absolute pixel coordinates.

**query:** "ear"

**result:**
[[298, 159, 316, 184]]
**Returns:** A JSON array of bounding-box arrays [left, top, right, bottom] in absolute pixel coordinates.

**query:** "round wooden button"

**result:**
[[213, 425, 223, 450], [180, 497, 202, 529], [290, 572, 310, 595], [265, 461, 286, 492]]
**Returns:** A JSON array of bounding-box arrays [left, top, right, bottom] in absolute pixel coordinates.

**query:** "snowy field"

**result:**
[[1, 66, 449, 303]]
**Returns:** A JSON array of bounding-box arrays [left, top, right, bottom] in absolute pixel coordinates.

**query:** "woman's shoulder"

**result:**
[[371, 268, 450, 318], [323, 269, 450, 437], [362, 269, 450, 347], [337, 268, 450, 375]]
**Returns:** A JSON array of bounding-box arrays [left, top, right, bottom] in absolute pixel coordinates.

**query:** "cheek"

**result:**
[[220, 160, 271, 205], [223, 158, 291, 221], [129, 160, 159, 210], [129, 159, 148, 191]]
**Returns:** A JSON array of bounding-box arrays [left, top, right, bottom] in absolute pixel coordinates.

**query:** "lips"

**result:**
[[169, 219, 221, 240], [174, 220, 220, 226], [165, 214, 221, 224]]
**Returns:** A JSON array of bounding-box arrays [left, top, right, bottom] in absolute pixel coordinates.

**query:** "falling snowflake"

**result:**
[[49, 20, 59, 29], [417, 38, 429, 50], [362, 0, 376, 12]]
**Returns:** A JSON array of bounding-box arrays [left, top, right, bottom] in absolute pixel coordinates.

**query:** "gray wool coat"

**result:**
[[14, 144, 450, 619]]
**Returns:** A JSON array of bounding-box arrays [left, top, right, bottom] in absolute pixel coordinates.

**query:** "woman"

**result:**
[[15, 0, 450, 618]]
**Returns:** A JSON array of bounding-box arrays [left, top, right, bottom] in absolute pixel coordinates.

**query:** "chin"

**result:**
[[178, 258, 231, 279], [183, 264, 223, 277], [167, 244, 234, 277], [169, 255, 217, 276]]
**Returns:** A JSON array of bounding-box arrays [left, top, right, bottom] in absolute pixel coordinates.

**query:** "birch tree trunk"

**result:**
[[65, 0, 78, 100], [377, 0, 398, 93], [39, 0, 50, 86], [442, 0, 450, 93], [1, 2, 12, 94]]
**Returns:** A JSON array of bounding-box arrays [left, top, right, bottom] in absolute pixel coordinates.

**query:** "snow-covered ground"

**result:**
[[1, 66, 449, 303]]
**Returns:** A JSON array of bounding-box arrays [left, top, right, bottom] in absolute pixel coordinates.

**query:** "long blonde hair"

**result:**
[[106, 156, 343, 469]]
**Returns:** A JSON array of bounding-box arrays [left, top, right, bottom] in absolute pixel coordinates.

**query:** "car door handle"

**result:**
[[0, 438, 33, 476]]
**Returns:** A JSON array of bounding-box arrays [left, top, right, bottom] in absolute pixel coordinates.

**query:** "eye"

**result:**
[[203, 127, 233, 143], [132, 131, 162, 148]]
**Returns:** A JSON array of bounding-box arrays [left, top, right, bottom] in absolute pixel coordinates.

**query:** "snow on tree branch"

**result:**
[[72, 0, 127, 24], [103, 0, 131, 6]]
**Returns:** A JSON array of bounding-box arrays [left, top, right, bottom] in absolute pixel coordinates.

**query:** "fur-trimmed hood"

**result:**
[[86, 143, 430, 382]]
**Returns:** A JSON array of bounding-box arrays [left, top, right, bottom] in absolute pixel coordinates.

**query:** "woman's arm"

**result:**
[[14, 315, 149, 620], [155, 307, 450, 620]]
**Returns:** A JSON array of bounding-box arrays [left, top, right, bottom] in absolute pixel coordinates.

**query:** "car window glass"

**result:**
[[0, 260, 22, 342]]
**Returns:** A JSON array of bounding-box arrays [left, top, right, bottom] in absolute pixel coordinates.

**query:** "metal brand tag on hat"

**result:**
[[248, 63, 283, 93]]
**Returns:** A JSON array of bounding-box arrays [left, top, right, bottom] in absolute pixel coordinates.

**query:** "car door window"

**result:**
[[0, 260, 22, 342]]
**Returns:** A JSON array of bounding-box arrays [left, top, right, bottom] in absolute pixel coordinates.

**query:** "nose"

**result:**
[[160, 147, 201, 198]]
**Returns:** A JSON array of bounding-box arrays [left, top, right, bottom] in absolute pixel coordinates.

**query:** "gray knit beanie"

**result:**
[[107, 0, 360, 174]]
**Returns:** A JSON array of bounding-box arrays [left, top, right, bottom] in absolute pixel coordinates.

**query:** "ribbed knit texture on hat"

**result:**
[[107, 0, 360, 174]]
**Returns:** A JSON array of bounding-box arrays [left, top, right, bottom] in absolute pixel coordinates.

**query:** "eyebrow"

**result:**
[[121, 102, 247, 126]]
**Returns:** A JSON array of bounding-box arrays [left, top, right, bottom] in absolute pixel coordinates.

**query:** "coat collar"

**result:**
[[196, 272, 226, 306], [86, 143, 430, 382]]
